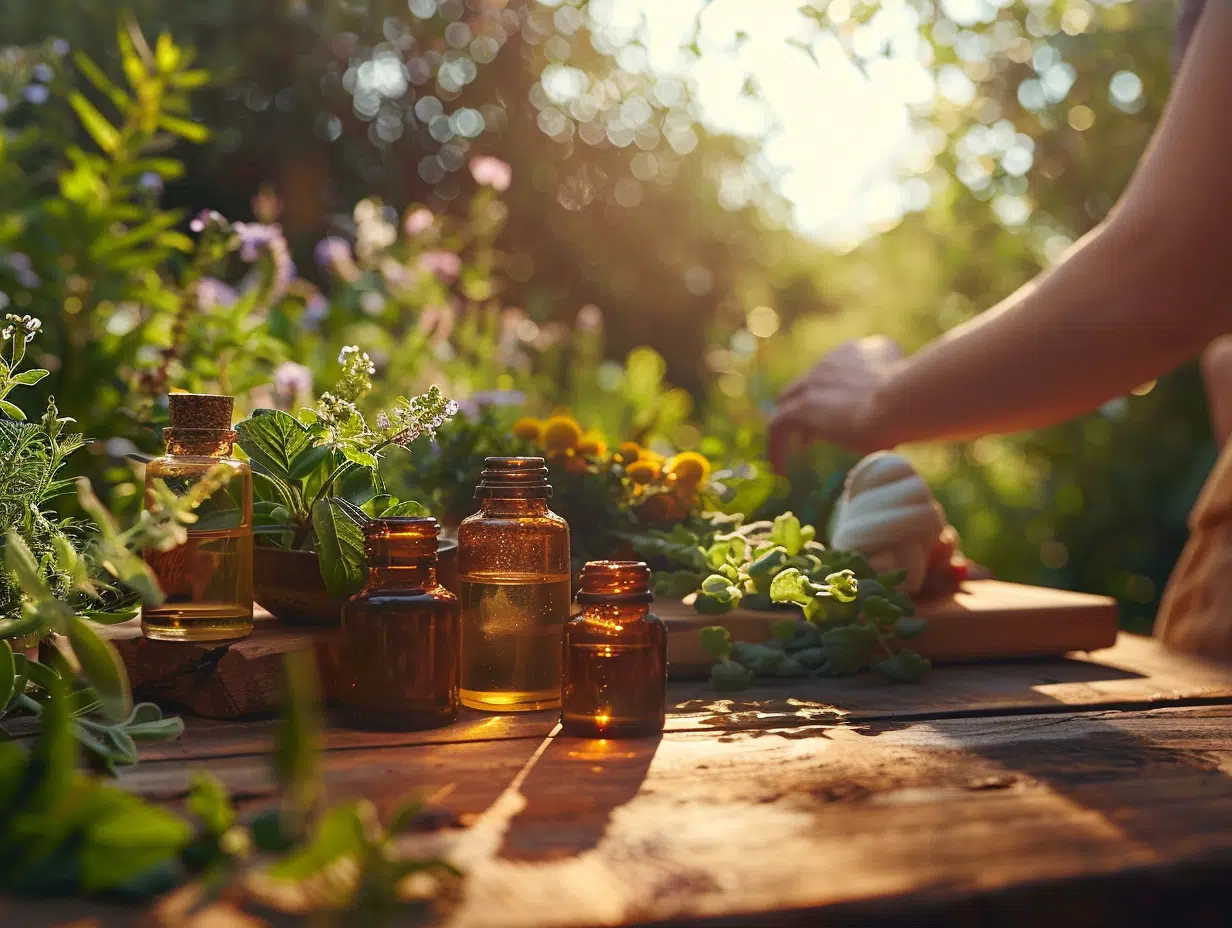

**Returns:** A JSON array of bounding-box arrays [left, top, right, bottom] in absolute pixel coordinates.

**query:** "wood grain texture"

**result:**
[[97, 705, 1232, 928], [662, 579, 1120, 674]]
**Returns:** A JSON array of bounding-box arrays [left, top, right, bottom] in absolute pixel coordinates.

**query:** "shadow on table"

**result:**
[[498, 732, 662, 861]]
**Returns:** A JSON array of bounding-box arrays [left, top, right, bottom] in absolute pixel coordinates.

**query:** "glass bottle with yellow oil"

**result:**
[[457, 457, 570, 711], [561, 560, 666, 737], [339, 517, 460, 730], [142, 393, 253, 641]]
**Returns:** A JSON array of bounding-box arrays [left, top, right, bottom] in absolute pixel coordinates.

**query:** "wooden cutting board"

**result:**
[[660, 579, 1120, 677]]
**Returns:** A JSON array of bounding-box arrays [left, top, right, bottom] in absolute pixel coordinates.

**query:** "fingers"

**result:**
[[768, 390, 820, 473]]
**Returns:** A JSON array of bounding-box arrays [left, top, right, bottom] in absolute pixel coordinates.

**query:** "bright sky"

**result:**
[[591, 0, 935, 248]]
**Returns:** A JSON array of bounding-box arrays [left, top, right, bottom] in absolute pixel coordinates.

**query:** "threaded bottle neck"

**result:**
[[365, 517, 439, 588], [575, 560, 653, 606], [474, 456, 552, 500]]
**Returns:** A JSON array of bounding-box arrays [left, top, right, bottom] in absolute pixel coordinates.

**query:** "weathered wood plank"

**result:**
[[100, 705, 1232, 928], [122, 634, 1232, 767]]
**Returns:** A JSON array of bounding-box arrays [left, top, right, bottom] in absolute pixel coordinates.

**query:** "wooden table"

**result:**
[[12, 632, 1232, 927]]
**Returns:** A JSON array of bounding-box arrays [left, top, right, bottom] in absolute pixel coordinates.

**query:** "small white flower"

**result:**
[[338, 345, 360, 364], [376, 411, 391, 431]]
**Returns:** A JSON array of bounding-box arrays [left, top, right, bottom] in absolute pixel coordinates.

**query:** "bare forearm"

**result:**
[[871, 213, 1230, 446]]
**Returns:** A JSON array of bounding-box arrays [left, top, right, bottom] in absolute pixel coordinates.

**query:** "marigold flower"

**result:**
[[625, 460, 660, 485], [541, 415, 583, 453], [614, 441, 642, 463], [576, 431, 608, 459], [639, 492, 683, 524], [512, 417, 543, 442], [665, 451, 710, 487]]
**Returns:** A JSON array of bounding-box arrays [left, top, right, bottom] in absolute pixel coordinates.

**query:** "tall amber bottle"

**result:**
[[339, 517, 460, 730], [142, 393, 254, 641], [561, 561, 666, 737], [457, 457, 570, 712]]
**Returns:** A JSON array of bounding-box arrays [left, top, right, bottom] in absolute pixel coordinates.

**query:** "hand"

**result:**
[[768, 336, 902, 471]]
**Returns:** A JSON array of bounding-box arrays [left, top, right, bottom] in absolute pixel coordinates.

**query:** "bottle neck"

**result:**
[[164, 428, 236, 457], [369, 561, 437, 590], [580, 602, 651, 625], [479, 498, 551, 517]]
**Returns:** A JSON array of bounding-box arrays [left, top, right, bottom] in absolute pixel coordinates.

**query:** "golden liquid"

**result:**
[[143, 527, 254, 641], [459, 572, 570, 711]]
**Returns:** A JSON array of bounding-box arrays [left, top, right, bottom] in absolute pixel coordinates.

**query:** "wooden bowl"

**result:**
[[254, 539, 460, 626]]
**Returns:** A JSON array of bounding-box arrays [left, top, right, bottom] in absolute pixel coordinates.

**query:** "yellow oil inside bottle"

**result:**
[[142, 525, 254, 641]]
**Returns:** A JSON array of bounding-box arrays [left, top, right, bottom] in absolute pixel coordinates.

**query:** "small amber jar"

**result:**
[[339, 517, 460, 730], [142, 393, 253, 642], [457, 457, 570, 712], [561, 561, 666, 738]]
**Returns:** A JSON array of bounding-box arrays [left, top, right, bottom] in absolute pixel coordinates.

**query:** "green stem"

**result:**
[[297, 435, 397, 547]]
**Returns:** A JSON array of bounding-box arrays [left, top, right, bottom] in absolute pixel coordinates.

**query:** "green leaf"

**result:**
[[119, 703, 184, 741], [68, 92, 120, 154], [382, 499, 427, 517], [770, 512, 804, 556], [312, 498, 366, 599], [769, 567, 813, 607], [698, 625, 732, 661], [819, 624, 880, 676], [78, 608, 140, 625], [341, 446, 378, 470], [0, 400, 26, 421], [74, 51, 131, 108], [266, 801, 368, 882], [188, 772, 234, 836], [65, 615, 132, 721], [78, 786, 191, 893], [710, 659, 753, 692], [156, 113, 209, 143], [5, 531, 51, 600], [873, 649, 931, 683], [862, 595, 903, 626], [0, 640, 15, 710], [288, 442, 330, 481], [893, 617, 928, 640], [9, 369, 49, 386], [825, 569, 859, 603], [274, 651, 322, 817], [236, 409, 314, 485], [769, 618, 798, 642], [387, 794, 426, 834]]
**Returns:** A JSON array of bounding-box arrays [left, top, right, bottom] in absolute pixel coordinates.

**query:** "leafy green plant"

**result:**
[[236, 346, 457, 598], [688, 513, 930, 688], [0, 318, 221, 768]]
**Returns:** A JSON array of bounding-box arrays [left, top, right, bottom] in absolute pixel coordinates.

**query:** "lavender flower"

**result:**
[[50, 39, 70, 57], [233, 222, 284, 263], [273, 361, 313, 401], [416, 250, 462, 283], [469, 156, 512, 191], [314, 236, 361, 282], [197, 278, 238, 312], [303, 293, 329, 329], [190, 210, 227, 234], [32, 63, 53, 83], [403, 208, 434, 236], [22, 85, 49, 105], [138, 172, 164, 196]]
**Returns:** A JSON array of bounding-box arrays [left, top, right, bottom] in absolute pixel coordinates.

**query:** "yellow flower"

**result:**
[[614, 441, 642, 463], [576, 431, 608, 459], [512, 417, 543, 442], [639, 492, 683, 524], [541, 415, 583, 453], [665, 451, 711, 487], [625, 459, 660, 484]]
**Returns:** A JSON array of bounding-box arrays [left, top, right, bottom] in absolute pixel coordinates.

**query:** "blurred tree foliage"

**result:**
[[2, 0, 1209, 626]]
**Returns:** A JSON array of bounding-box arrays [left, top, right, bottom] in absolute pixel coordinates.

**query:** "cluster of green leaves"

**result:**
[[0, 322, 229, 765], [1, 653, 460, 919], [683, 513, 930, 688], [237, 347, 456, 598]]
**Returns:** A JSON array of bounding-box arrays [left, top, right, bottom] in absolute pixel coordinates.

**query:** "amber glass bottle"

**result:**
[[339, 517, 460, 730], [561, 561, 666, 737], [457, 457, 570, 712], [142, 394, 253, 641]]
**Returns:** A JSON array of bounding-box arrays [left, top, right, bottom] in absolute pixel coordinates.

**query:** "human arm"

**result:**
[[769, 0, 1232, 464]]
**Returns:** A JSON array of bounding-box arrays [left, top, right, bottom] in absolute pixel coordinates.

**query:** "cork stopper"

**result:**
[[167, 393, 234, 430]]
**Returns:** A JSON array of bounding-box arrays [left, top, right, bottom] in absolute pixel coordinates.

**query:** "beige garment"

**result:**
[[1156, 438, 1232, 657]]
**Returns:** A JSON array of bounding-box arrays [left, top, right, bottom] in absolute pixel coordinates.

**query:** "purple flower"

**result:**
[[32, 63, 53, 83], [190, 210, 227, 233], [22, 85, 49, 106], [50, 39, 70, 57], [303, 293, 329, 329], [469, 156, 512, 191], [314, 236, 360, 282], [6, 254, 39, 289], [197, 278, 238, 312], [138, 172, 164, 196], [273, 361, 313, 400], [403, 208, 434, 236], [416, 250, 462, 283], [233, 222, 285, 263]]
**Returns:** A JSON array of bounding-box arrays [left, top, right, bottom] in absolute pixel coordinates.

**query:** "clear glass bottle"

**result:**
[[142, 393, 254, 641], [561, 561, 666, 737], [340, 517, 460, 730], [457, 457, 570, 712]]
